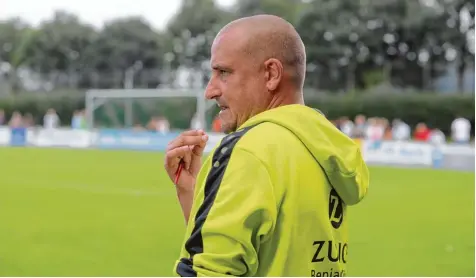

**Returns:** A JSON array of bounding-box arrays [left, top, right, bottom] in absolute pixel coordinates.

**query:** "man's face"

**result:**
[[205, 31, 266, 133]]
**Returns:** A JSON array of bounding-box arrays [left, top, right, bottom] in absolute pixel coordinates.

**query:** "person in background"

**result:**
[[339, 116, 354, 138], [414, 122, 431, 142], [365, 117, 384, 141], [133, 124, 146, 131], [147, 116, 159, 131], [146, 116, 170, 133], [212, 114, 222, 132], [9, 111, 23, 128], [352, 114, 367, 138], [429, 128, 446, 145], [381, 118, 393, 140], [451, 117, 471, 144], [71, 110, 84, 129], [43, 108, 60, 129], [0, 109, 4, 126], [330, 119, 339, 128], [156, 116, 170, 134], [23, 113, 34, 127], [392, 119, 411, 141]]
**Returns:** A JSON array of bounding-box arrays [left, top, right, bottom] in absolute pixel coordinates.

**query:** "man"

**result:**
[[451, 116, 471, 144], [0, 109, 4, 126], [391, 119, 411, 141], [164, 15, 370, 277], [351, 114, 367, 139], [43, 108, 60, 129]]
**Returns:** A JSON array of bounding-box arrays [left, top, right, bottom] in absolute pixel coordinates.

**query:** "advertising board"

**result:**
[[362, 140, 434, 166]]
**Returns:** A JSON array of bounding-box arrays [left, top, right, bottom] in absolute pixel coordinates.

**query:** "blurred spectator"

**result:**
[[429, 128, 446, 145], [451, 117, 471, 144], [330, 119, 339, 128], [147, 116, 170, 134], [0, 109, 4, 126], [212, 115, 222, 132], [147, 116, 158, 131], [72, 110, 81, 129], [133, 124, 146, 131], [365, 117, 384, 140], [23, 113, 34, 127], [414, 123, 431, 141], [392, 119, 411, 141], [328, 115, 474, 144], [72, 110, 87, 129], [43, 108, 60, 129], [352, 114, 367, 138], [9, 111, 23, 128], [156, 117, 170, 134], [339, 117, 354, 137], [381, 118, 393, 140]]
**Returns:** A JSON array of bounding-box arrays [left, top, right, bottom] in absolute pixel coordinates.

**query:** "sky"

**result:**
[[1, 0, 236, 30]]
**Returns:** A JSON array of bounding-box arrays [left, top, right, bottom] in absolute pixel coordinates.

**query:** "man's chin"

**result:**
[[221, 123, 237, 134]]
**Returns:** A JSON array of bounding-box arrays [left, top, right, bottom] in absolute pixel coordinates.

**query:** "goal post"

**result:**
[[85, 88, 215, 131]]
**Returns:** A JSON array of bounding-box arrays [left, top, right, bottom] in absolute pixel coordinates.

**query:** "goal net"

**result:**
[[84, 88, 218, 132]]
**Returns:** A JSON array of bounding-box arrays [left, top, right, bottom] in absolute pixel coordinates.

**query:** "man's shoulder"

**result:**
[[222, 122, 299, 156]]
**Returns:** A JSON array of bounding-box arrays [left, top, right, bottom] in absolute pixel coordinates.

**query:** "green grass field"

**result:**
[[0, 147, 474, 276]]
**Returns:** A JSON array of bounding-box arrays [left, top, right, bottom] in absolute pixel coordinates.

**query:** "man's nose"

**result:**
[[205, 82, 220, 100]]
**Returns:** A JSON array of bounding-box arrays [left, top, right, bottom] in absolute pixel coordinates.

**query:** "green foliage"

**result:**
[[298, 0, 475, 91], [0, 0, 474, 93]]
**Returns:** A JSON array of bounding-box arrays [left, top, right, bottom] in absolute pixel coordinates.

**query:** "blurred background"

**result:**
[[0, 0, 474, 132], [0, 0, 474, 276]]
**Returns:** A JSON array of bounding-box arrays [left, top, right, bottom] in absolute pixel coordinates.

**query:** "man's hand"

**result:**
[[165, 129, 209, 192]]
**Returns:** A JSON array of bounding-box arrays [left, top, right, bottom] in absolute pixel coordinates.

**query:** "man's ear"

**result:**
[[264, 58, 283, 92]]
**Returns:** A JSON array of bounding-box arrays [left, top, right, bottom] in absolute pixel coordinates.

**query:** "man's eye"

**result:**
[[219, 70, 229, 77]]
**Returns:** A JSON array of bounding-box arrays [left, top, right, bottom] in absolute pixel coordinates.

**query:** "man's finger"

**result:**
[[180, 129, 204, 136], [165, 146, 192, 168], [167, 129, 203, 145], [167, 134, 208, 151], [183, 145, 193, 170], [191, 134, 209, 157]]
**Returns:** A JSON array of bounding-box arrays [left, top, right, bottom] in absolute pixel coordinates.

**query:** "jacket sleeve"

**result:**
[[175, 146, 278, 277]]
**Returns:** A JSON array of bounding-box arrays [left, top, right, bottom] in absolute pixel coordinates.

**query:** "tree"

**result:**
[[0, 18, 35, 94], [297, 0, 468, 92], [165, 0, 232, 87], [22, 11, 98, 90], [297, 0, 371, 91], [85, 16, 164, 88], [434, 0, 475, 92]]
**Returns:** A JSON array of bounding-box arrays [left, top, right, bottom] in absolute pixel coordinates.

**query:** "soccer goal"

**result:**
[[84, 88, 217, 131]]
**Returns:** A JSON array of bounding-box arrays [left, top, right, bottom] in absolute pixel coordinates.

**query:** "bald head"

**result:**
[[205, 15, 306, 133], [215, 15, 307, 90]]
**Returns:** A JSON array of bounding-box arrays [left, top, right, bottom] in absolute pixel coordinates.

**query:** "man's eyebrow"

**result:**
[[211, 64, 232, 72]]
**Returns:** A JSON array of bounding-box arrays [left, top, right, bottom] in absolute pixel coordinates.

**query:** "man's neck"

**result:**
[[266, 91, 304, 110], [240, 90, 304, 130]]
